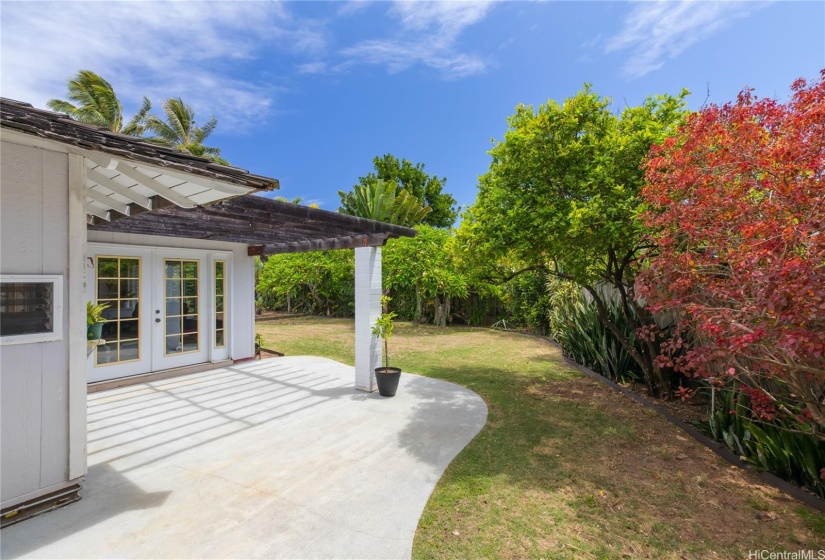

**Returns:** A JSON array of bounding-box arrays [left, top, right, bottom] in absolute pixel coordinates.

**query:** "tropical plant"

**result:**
[[340, 179, 431, 226], [86, 301, 110, 326], [384, 226, 468, 326], [549, 287, 644, 383], [144, 97, 228, 164], [705, 386, 825, 498], [372, 296, 398, 369], [640, 71, 825, 434], [460, 85, 689, 397], [502, 270, 553, 334], [339, 154, 457, 227], [257, 250, 355, 316], [47, 70, 150, 135]]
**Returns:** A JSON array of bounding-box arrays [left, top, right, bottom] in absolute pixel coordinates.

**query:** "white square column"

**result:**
[[354, 246, 382, 392]]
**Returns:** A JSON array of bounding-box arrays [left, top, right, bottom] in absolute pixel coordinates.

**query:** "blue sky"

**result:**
[[2, 1, 823, 217]]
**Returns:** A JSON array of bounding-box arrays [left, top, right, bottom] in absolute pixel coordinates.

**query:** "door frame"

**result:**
[[152, 249, 209, 372]]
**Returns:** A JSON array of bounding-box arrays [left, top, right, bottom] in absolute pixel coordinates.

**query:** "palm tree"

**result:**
[[144, 98, 229, 165], [47, 70, 150, 135]]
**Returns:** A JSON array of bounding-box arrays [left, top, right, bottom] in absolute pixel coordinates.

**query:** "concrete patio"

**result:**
[[1, 357, 487, 559]]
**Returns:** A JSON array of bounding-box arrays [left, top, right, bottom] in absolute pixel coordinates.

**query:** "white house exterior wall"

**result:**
[[0, 140, 86, 509]]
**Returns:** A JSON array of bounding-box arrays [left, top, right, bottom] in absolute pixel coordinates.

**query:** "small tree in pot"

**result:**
[[372, 296, 401, 397]]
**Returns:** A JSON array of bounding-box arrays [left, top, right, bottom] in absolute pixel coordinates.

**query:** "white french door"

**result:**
[[87, 244, 231, 383], [152, 251, 209, 370]]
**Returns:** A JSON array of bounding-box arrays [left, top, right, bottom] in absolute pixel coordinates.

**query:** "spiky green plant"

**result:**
[[704, 386, 825, 498], [342, 180, 431, 226], [549, 288, 644, 383]]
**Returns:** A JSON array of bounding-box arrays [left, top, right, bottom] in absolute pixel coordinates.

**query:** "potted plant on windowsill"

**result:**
[[372, 296, 401, 397], [87, 301, 109, 340]]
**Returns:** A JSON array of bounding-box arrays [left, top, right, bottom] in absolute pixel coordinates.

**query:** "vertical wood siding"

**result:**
[[1, 142, 71, 504]]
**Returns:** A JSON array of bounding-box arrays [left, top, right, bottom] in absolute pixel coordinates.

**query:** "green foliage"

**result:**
[[372, 296, 398, 369], [257, 250, 354, 316], [86, 301, 110, 326], [342, 179, 432, 226], [339, 154, 457, 227], [461, 85, 689, 396], [467, 85, 688, 285], [256, 226, 480, 327], [384, 226, 469, 326], [144, 97, 228, 164], [502, 271, 552, 334], [548, 286, 644, 383], [47, 70, 150, 134], [706, 387, 825, 498]]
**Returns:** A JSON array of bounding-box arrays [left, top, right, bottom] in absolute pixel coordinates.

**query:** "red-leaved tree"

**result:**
[[639, 71, 825, 436]]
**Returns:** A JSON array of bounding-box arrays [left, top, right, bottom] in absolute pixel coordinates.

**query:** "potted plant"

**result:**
[[372, 297, 401, 397], [255, 333, 264, 358], [87, 301, 109, 340]]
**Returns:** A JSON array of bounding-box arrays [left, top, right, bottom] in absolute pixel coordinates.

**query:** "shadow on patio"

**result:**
[[0, 357, 486, 560]]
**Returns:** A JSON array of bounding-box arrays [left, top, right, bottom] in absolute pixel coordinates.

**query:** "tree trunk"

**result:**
[[433, 295, 448, 327]]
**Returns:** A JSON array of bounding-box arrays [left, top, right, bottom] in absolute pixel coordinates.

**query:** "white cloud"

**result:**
[[606, 0, 767, 78], [0, 1, 324, 131], [341, 0, 495, 78], [338, 0, 375, 16]]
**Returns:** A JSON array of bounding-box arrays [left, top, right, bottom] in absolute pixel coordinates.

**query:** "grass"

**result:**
[[258, 316, 825, 559]]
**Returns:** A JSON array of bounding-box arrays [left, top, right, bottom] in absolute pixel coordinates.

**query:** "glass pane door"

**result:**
[[164, 259, 200, 355], [96, 256, 141, 366], [86, 244, 152, 384]]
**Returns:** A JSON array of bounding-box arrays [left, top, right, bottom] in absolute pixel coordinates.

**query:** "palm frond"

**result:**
[[48, 70, 125, 132], [122, 96, 152, 136]]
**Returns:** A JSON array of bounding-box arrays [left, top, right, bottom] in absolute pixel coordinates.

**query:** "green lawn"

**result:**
[[258, 316, 825, 559]]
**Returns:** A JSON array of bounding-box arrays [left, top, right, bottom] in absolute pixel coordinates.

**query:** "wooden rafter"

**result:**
[[86, 168, 152, 208]]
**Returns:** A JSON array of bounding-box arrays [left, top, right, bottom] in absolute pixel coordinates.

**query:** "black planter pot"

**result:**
[[375, 367, 402, 397]]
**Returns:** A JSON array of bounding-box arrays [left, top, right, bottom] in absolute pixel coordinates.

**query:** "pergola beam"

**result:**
[[85, 187, 131, 215], [138, 165, 253, 195], [86, 205, 111, 221], [86, 168, 152, 208], [210, 196, 415, 237], [111, 161, 197, 208], [259, 235, 391, 255]]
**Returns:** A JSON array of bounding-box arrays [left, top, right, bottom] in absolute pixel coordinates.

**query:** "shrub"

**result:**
[[549, 286, 644, 384], [705, 386, 825, 498], [641, 72, 825, 434]]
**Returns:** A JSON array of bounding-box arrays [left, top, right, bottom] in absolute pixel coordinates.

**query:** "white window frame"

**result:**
[[0, 274, 64, 345]]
